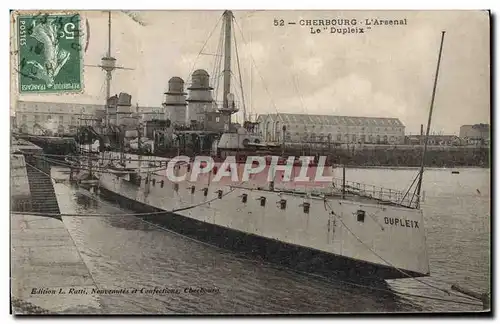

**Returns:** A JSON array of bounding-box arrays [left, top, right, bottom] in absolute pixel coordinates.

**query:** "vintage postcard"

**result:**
[[9, 10, 491, 315]]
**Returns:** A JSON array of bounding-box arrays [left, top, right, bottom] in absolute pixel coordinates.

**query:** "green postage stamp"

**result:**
[[17, 12, 82, 93]]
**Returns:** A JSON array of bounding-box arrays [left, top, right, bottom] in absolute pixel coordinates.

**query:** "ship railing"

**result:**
[[330, 178, 419, 208], [229, 179, 419, 209]]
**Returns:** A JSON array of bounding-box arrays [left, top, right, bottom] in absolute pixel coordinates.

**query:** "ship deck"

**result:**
[[90, 153, 420, 210], [229, 184, 418, 209]]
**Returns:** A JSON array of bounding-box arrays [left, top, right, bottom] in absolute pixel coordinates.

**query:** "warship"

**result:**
[[79, 11, 446, 280]]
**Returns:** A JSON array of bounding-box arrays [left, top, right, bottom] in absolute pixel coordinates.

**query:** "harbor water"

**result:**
[[51, 166, 489, 314]]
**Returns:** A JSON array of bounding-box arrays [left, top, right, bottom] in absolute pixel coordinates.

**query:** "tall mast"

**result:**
[[222, 10, 232, 110], [108, 11, 111, 57], [415, 31, 446, 204], [88, 11, 137, 128], [215, 10, 241, 131], [105, 11, 111, 127], [101, 11, 117, 128]]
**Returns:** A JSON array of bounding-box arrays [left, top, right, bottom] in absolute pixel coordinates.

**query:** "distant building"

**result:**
[[15, 101, 104, 135], [459, 124, 490, 146], [16, 98, 174, 136], [10, 115, 16, 130], [256, 113, 406, 144], [406, 135, 462, 146]]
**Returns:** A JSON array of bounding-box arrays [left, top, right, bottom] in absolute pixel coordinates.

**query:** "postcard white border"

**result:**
[[2, 0, 496, 323]]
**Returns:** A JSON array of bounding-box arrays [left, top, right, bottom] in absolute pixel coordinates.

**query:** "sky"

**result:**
[[11, 10, 490, 134]]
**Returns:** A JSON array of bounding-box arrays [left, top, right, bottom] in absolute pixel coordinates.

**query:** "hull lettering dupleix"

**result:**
[[384, 217, 419, 229]]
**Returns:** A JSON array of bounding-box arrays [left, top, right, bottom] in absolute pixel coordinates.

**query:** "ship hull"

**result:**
[[97, 173, 429, 280], [95, 151, 430, 280]]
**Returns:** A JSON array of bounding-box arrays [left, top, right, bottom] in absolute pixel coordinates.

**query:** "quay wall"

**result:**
[[10, 138, 102, 314]]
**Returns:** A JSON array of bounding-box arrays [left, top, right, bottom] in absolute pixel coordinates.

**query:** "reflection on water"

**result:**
[[53, 167, 489, 313]]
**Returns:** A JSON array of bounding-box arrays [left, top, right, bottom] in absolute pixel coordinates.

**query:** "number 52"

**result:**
[[274, 19, 284, 26]]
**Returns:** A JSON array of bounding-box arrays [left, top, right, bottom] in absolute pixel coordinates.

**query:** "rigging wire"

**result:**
[[22, 158, 239, 216], [409, 175, 421, 207], [278, 45, 307, 115], [184, 14, 224, 86], [12, 211, 166, 218], [227, 71, 245, 121], [293, 74, 308, 114], [22, 154, 489, 200], [38, 155, 171, 175], [233, 19, 280, 116], [233, 21, 247, 122], [217, 23, 225, 98], [136, 216, 482, 308], [17, 209, 480, 307], [36, 154, 488, 202], [323, 200, 482, 303], [13, 204, 484, 308], [211, 21, 225, 102], [40, 154, 263, 178], [12, 165, 484, 309], [17, 151, 173, 165], [11, 206, 486, 308], [324, 200, 447, 293], [210, 22, 222, 85], [23, 162, 126, 214], [399, 171, 420, 205]]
